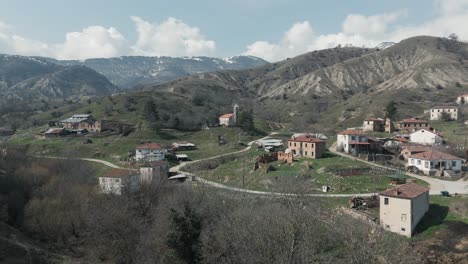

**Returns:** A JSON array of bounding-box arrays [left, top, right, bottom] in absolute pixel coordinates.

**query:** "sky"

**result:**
[[0, 0, 467, 62]]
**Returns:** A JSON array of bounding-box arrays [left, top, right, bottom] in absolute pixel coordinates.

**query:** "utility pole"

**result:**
[[242, 158, 246, 188]]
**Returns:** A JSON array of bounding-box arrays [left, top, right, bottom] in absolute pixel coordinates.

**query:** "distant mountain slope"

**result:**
[[0, 55, 118, 103], [45, 55, 268, 88]]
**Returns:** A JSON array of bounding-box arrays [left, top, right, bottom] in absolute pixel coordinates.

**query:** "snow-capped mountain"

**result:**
[[376, 42, 396, 50], [44, 55, 268, 88]]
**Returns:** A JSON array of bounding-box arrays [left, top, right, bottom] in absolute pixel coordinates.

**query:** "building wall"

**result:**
[[398, 122, 430, 131], [99, 177, 125, 195], [136, 149, 165, 161], [278, 151, 293, 163], [219, 117, 234, 126], [337, 135, 368, 154], [140, 164, 169, 185], [380, 196, 413, 237], [410, 130, 442, 145], [411, 193, 430, 231], [363, 120, 384, 132], [287, 141, 326, 159], [430, 108, 458, 120], [456, 96, 468, 104]]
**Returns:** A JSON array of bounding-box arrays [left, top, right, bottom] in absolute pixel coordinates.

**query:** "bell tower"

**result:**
[[233, 104, 239, 124]]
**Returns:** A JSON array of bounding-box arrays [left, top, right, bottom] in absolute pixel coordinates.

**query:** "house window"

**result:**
[[401, 228, 406, 232], [452, 161, 457, 167], [351, 136, 355, 141], [417, 160, 421, 165], [305, 143, 307, 148], [401, 214, 407, 221], [424, 161, 429, 169], [384, 198, 389, 205], [294, 143, 296, 147], [305, 151, 308, 156]]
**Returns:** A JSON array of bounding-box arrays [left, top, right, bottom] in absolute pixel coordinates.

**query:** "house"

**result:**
[[99, 169, 140, 195], [430, 106, 458, 121], [0, 127, 15, 136], [408, 150, 464, 176], [398, 119, 430, 132], [256, 138, 284, 152], [337, 130, 381, 155], [139, 161, 169, 185], [219, 104, 239, 126], [456, 94, 468, 104], [287, 134, 326, 159], [362, 117, 384, 132], [380, 183, 429, 237], [172, 141, 196, 151], [44, 128, 68, 137], [175, 154, 190, 162], [60, 114, 103, 133], [409, 129, 443, 145], [399, 145, 431, 161], [136, 143, 166, 162]]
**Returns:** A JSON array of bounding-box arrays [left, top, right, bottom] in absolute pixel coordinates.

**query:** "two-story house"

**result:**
[[398, 119, 430, 132], [136, 143, 166, 162], [337, 130, 370, 154], [430, 106, 458, 121], [287, 134, 326, 159], [380, 183, 430, 237]]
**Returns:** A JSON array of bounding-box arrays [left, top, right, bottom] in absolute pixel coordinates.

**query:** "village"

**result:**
[[1, 95, 467, 240]]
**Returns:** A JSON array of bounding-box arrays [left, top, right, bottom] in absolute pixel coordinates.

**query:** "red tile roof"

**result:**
[[338, 130, 367, 135], [102, 169, 138, 178], [380, 183, 429, 199], [401, 145, 431, 153], [136, 143, 163, 150], [393, 137, 409, 143], [219, 113, 234, 118], [409, 150, 464, 161], [289, 135, 325, 143], [431, 105, 457, 109]]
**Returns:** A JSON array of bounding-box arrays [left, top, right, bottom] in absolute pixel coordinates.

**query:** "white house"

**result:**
[[136, 143, 165, 162], [456, 94, 468, 104], [99, 169, 140, 195], [337, 130, 370, 154], [408, 150, 464, 176], [409, 129, 443, 145], [380, 183, 430, 237], [430, 106, 458, 121], [139, 161, 170, 185]]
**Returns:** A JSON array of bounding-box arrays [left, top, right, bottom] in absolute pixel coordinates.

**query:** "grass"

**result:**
[[415, 194, 468, 238], [8, 126, 258, 164], [430, 120, 468, 145], [195, 151, 421, 194]]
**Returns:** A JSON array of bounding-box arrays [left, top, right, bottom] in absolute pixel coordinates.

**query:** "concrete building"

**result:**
[[430, 106, 458, 121], [136, 143, 165, 162], [409, 129, 443, 145], [287, 134, 326, 159], [99, 169, 140, 195], [398, 119, 430, 132], [363, 117, 384, 132], [380, 183, 430, 237], [139, 161, 170, 185], [337, 130, 372, 155], [408, 150, 464, 176]]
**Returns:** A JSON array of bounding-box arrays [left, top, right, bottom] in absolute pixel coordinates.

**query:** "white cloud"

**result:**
[[245, 21, 314, 61], [130, 16, 216, 57], [244, 0, 468, 62]]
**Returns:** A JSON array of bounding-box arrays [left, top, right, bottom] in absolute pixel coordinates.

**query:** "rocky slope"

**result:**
[[46, 55, 268, 88]]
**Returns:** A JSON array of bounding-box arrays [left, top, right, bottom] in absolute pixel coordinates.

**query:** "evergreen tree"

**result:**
[[385, 101, 397, 119]]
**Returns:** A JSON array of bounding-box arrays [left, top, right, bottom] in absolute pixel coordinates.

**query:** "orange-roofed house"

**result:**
[[337, 130, 376, 155], [380, 183, 429, 237], [408, 150, 464, 176], [136, 143, 166, 162], [287, 134, 326, 159], [99, 169, 140, 195], [219, 104, 239, 126]]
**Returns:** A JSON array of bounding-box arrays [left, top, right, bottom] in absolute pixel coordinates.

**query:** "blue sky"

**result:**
[[0, 0, 466, 61]]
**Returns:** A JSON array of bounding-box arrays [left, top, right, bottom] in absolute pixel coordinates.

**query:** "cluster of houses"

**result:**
[[45, 114, 132, 137]]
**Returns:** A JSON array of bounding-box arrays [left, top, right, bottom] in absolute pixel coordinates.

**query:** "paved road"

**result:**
[[328, 143, 468, 195]]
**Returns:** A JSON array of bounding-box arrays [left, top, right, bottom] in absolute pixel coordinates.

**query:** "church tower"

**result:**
[[233, 104, 239, 124]]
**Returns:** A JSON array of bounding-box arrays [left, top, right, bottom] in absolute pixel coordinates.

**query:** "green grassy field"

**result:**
[[415, 194, 468, 238], [8, 126, 259, 164], [430, 120, 468, 145], [195, 151, 423, 194]]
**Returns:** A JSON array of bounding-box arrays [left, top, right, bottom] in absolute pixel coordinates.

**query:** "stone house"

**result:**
[[99, 169, 140, 195], [409, 129, 443, 145], [278, 151, 294, 163], [136, 143, 166, 162], [363, 117, 384, 132], [380, 183, 429, 237], [398, 119, 430, 132], [139, 161, 170, 185], [430, 106, 458, 121], [287, 134, 326, 159], [408, 150, 464, 176]]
